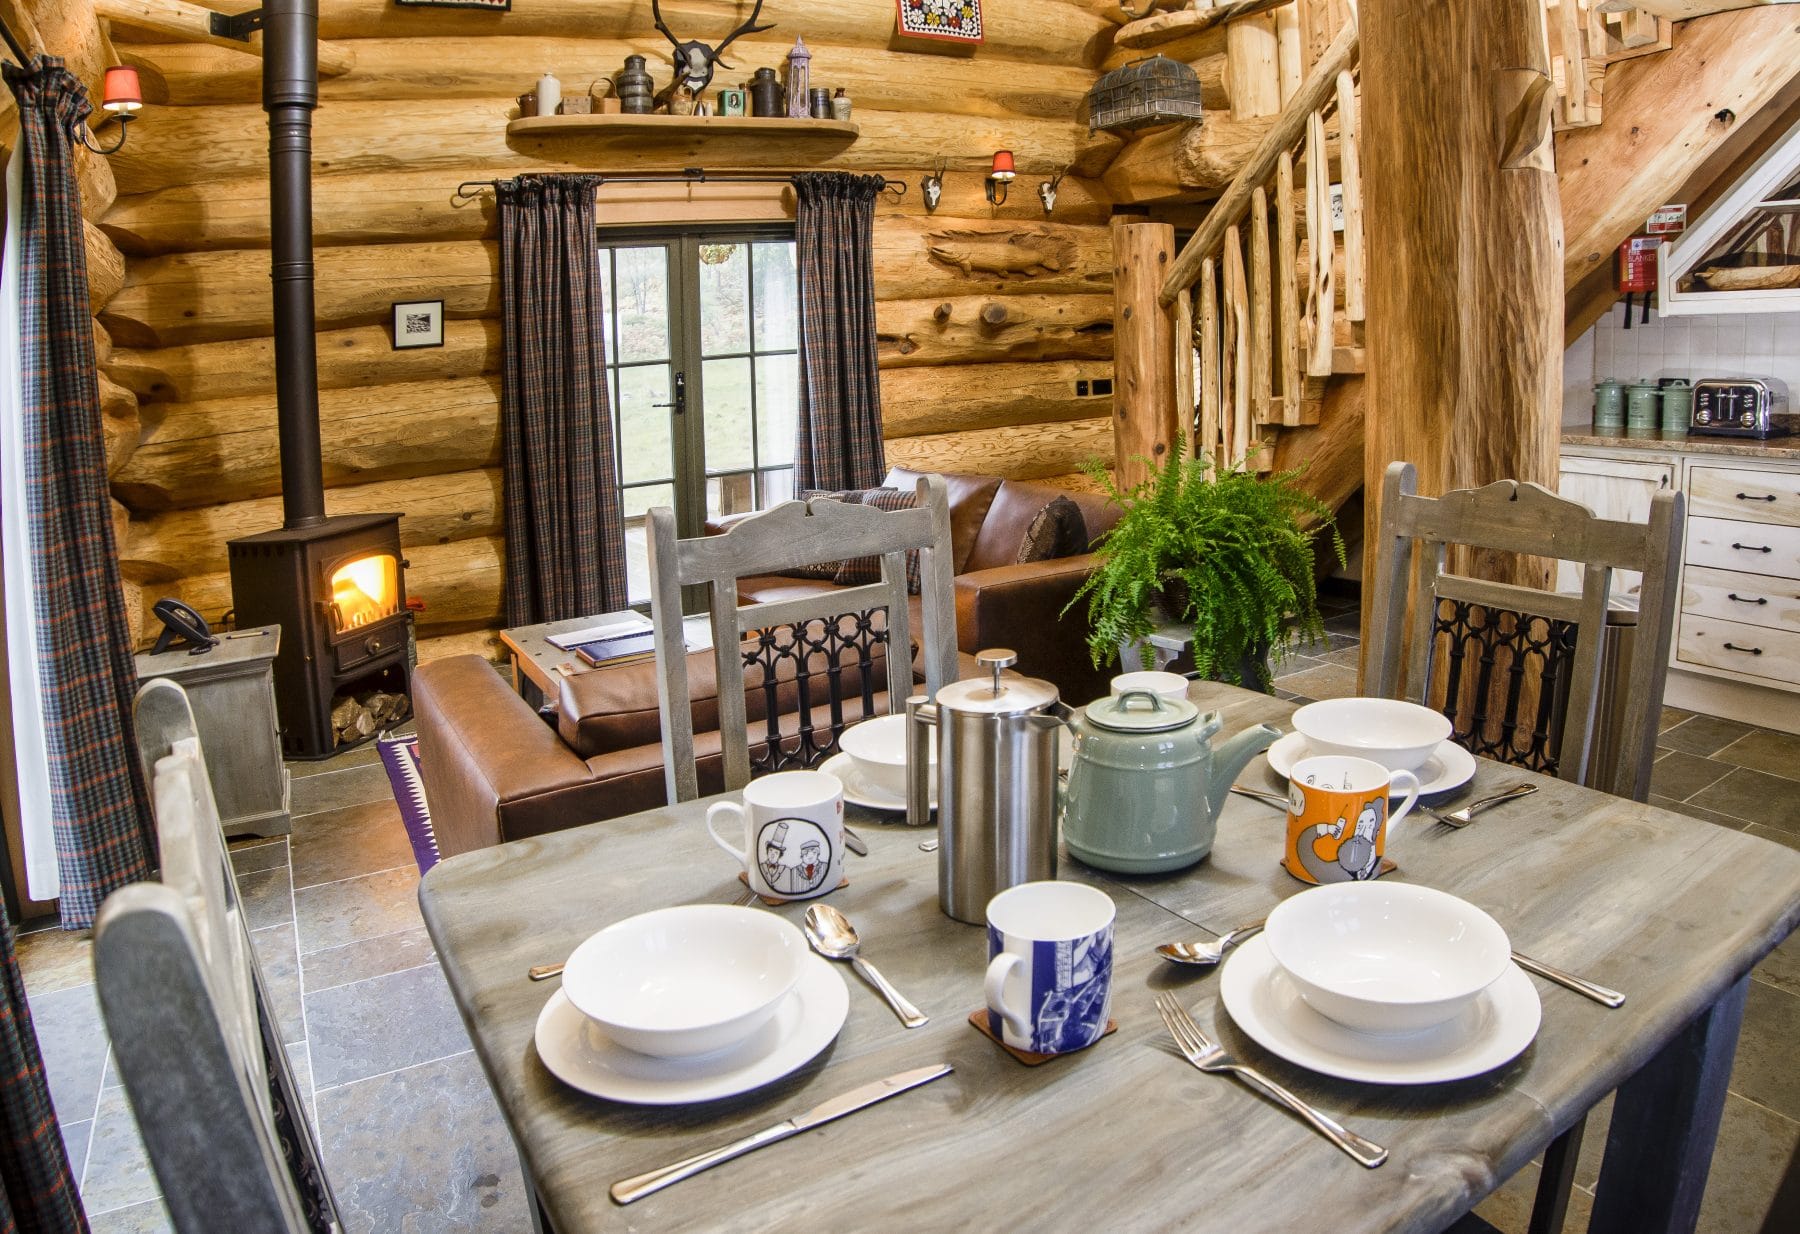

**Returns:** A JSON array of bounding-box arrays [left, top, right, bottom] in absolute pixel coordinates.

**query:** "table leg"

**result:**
[[520, 1156, 558, 1234], [1587, 973, 1749, 1234], [1528, 1114, 1586, 1234]]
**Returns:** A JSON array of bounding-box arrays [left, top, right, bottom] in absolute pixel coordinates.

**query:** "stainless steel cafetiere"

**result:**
[[906, 650, 1069, 924]]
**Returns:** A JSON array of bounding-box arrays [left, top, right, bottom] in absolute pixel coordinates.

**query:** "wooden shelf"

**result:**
[[507, 114, 860, 143]]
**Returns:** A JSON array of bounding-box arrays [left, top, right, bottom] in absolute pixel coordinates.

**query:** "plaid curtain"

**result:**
[[496, 176, 629, 626], [5, 58, 153, 931], [793, 173, 887, 492], [0, 913, 87, 1232]]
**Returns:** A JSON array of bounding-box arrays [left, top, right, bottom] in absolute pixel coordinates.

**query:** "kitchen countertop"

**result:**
[[1562, 425, 1800, 461]]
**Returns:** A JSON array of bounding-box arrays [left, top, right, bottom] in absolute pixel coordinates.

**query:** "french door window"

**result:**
[[596, 227, 800, 604]]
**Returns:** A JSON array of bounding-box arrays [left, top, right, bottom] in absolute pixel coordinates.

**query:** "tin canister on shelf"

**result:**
[[749, 67, 783, 117], [1625, 382, 1661, 432], [809, 87, 831, 118], [1593, 378, 1625, 429], [1659, 380, 1693, 435]]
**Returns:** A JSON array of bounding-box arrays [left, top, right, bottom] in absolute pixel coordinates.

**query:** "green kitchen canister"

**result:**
[[1660, 380, 1693, 435], [1593, 378, 1625, 429], [1625, 382, 1661, 433]]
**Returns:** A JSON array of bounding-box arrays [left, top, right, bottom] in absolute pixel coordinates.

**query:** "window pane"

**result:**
[[621, 482, 673, 521], [613, 247, 670, 363], [702, 356, 755, 474], [616, 365, 674, 485], [621, 482, 673, 607], [759, 468, 794, 508], [698, 242, 750, 356], [599, 249, 618, 366], [755, 353, 799, 468], [753, 242, 798, 352], [707, 472, 757, 521]]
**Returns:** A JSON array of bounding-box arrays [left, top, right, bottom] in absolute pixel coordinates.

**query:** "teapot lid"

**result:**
[[936, 649, 1060, 716], [1083, 688, 1198, 733]]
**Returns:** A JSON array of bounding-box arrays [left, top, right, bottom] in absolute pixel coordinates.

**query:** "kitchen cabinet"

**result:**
[[1554, 455, 1676, 594]]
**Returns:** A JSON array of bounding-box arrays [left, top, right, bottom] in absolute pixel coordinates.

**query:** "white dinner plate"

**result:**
[[1218, 935, 1540, 1085], [535, 953, 849, 1105], [820, 753, 934, 813], [1265, 732, 1476, 798]]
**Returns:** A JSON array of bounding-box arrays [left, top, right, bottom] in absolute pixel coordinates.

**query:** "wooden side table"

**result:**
[[135, 625, 291, 838], [498, 612, 714, 709]]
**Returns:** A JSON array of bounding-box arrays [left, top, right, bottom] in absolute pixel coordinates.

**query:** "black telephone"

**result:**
[[151, 598, 218, 656]]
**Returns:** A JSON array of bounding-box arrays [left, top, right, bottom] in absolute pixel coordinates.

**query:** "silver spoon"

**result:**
[[1156, 919, 1266, 967], [803, 903, 929, 1028], [918, 838, 939, 853]]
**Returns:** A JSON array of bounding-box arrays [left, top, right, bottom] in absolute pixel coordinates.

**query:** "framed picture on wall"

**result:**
[[894, 0, 984, 44], [392, 300, 445, 350], [395, 0, 510, 10]]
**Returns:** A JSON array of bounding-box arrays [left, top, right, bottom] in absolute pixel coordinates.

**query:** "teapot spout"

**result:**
[[1206, 723, 1283, 821]]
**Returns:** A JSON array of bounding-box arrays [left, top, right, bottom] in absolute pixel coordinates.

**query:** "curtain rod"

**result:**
[[454, 168, 906, 204]]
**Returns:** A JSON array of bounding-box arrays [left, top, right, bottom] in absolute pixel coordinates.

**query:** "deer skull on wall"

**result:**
[[652, 0, 776, 94]]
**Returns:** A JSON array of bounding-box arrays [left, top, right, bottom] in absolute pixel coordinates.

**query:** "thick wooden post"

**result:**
[[1111, 218, 1179, 487], [1361, 0, 1563, 596]]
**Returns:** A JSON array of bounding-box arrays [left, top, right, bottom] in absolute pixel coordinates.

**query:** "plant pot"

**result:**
[[1117, 639, 1273, 694]]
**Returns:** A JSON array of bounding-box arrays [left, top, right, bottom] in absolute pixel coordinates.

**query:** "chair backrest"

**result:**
[[1368, 461, 1684, 801], [94, 679, 334, 1234], [648, 474, 960, 804]]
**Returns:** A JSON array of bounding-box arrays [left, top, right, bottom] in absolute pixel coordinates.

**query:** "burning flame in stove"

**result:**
[[330, 554, 398, 632]]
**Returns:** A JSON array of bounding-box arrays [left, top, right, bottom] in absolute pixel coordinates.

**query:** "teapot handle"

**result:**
[[1113, 689, 1166, 714]]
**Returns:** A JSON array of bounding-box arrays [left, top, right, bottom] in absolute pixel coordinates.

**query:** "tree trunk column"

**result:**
[[1111, 217, 1179, 489], [1361, 0, 1563, 591]]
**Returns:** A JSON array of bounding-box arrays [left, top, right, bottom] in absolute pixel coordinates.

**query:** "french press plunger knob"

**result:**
[[977, 648, 1017, 697]]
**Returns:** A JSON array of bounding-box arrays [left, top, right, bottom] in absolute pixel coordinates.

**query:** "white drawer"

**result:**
[[1684, 516, 1800, 578], [1688, 465, 1800, 528], [1678, 613, 1800, 686], [1682, 565, 1800, 634]]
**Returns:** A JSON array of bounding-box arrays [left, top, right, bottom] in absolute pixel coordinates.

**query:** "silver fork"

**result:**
[[1425, 783, 1537, 831], [1154, 993, 1388, 1169]]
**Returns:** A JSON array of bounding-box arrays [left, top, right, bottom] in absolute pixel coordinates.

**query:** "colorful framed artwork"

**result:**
[[395, 0, 510, 10], [895, 0, 984, 44], [392, 300, 445, 350]]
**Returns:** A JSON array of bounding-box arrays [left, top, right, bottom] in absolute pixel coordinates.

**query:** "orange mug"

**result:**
[[1284, 755, 1422, 885]]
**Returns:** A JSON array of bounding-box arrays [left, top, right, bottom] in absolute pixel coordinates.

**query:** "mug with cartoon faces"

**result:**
[[1283, 755, 1422, 885], [707, 770, 845, 902]]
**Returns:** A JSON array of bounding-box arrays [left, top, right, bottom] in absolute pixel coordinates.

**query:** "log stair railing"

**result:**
[[1159, 17, 1360, 473]]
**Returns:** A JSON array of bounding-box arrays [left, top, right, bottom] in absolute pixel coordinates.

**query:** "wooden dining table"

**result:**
[[418, 681, 1800, 1234]]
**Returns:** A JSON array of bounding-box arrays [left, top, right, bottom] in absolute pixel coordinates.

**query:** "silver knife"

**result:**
[[610, 1063, 953, 1205]]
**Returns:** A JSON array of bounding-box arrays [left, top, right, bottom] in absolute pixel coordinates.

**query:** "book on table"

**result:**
[[569, 630, 656, 668]]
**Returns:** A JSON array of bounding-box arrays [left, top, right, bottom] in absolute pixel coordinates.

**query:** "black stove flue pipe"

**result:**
[[265, 0, 326, 530]]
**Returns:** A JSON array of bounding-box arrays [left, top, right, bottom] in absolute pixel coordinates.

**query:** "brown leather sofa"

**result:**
[[413, 468, 1121, 858]]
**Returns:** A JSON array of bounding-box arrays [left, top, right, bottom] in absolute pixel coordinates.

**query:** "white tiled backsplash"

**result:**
[[1570, 310, 1800, 424]]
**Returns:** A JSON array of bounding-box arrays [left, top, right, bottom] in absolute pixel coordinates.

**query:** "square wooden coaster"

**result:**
[[736, 870, 849, 906], [1279, 857, 1399, 882], [966, 1009, 1118, 1066]]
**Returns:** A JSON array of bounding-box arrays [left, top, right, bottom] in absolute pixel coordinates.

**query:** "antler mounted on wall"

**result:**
[[651, 0, 776, 94]]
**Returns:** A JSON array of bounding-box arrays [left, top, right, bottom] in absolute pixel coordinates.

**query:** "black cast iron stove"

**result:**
[[227, 0, 410, 758]]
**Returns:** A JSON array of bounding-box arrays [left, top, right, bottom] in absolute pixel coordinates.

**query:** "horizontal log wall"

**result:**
[[101, 0, 1123, 658]]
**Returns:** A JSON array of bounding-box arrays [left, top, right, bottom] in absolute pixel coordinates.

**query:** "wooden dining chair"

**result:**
[[647, 473, 959, 805], [93, 679, 338, 1234], [1368, 460, 1684, 803]]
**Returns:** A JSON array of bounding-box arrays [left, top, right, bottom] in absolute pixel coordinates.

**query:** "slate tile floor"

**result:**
[[12, 589, 1796, 1231]]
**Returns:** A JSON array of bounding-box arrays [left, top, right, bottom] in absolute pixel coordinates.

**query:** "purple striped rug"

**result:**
[[377, 733, 441, 874]]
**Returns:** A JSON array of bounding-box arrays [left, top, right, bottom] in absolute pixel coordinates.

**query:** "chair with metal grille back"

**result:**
[[93, 680, 339, 1234], [647, 473, 960, 805], [1368, 460, 1685, 803]]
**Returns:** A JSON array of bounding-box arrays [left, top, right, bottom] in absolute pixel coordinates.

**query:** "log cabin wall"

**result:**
[[92, 0, 1128, 661]]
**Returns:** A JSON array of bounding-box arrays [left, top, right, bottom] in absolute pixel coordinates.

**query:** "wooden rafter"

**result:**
[[95, 0, 352, 76]]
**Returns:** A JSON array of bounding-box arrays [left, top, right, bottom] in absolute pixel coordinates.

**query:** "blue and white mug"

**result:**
[[984, 881, 1115, 1055]]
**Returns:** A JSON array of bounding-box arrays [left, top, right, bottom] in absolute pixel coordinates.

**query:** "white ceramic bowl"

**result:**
[[1292, 698, 1452, 773], [1110, 670, 1190, 700], [1263, 882, 1512, 1035], [838, 714, 935, 797], [560, 906, 807, 1058]]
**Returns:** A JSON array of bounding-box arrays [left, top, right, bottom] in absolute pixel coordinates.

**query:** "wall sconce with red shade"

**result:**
[[985, 150, 1016, 206], [79, 66, 141, 154]]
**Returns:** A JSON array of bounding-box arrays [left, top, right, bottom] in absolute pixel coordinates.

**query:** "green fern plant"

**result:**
[[1064, 439, 1346, 687]]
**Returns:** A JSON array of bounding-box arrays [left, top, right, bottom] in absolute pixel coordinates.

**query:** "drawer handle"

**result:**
[[1721, 642, 1764, 656], [1726, 593, 1770, 606], [1731, 542, 1774, 554], [1736, 492, 1778, 502]]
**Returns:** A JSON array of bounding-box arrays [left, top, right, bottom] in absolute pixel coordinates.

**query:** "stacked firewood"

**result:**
[[331, 690, 409, 746]]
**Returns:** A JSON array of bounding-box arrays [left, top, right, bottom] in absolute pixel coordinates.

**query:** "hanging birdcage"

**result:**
[[1086, 55, 1205, 135]]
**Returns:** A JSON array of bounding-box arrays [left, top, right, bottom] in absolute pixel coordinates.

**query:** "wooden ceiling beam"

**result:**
[[95, 0, 353, 75], [1625, 1, 1799, 18]]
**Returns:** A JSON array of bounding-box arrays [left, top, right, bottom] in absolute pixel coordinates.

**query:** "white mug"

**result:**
[[1109, 670, 1189, 700], [707, 770, 845, 902], [984, 881, 1115, 1054]]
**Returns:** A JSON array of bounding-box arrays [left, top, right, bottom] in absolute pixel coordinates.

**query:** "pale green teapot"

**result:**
[[1062, 689, 1280, 874]]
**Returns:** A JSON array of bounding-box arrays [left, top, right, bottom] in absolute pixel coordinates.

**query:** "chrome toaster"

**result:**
[[1690, 378, 1794, 438]]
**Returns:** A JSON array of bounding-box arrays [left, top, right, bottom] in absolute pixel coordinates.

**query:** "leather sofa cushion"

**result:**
[[881, 467, 1001, 573], [964, 480, 1120, 572]]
